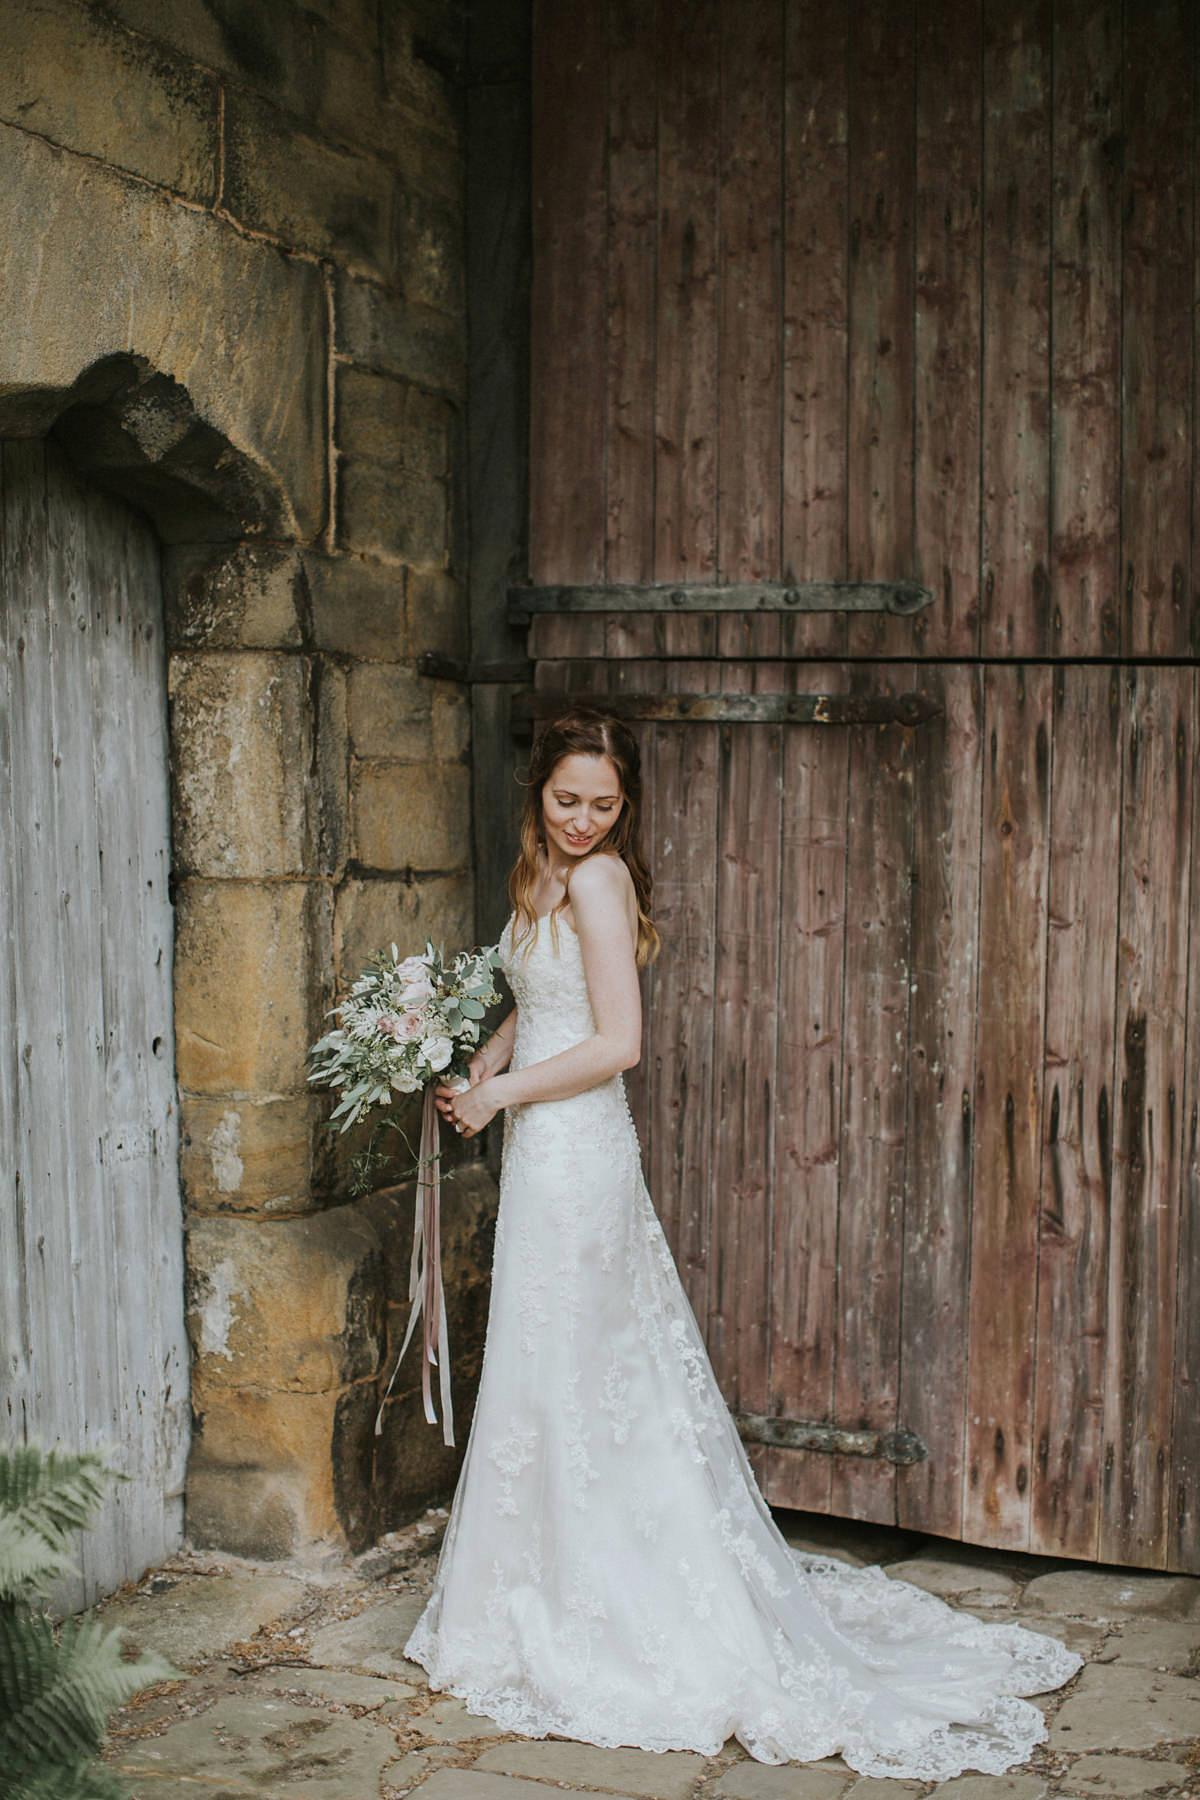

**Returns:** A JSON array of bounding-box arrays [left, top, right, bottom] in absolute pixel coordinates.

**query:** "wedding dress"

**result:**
[[406, 914, 1081, 1778]]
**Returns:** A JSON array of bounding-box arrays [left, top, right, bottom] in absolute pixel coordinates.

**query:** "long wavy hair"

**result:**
[[509, 708, 660, 967]]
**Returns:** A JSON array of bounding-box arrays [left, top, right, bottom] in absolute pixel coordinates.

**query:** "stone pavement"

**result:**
[[98, 1512, 1200, 1800]]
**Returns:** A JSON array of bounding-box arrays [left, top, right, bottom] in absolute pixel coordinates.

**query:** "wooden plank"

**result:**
[[1174, 671, 1200, 1570], [646, 659, 722, 1325], [912, 0, 982, 659], [605, 0, 658, 585], [610, 657, 657, 1156], [512, 580, 933, 615], [980, 0, 1052, 657], [717, 0, 782, 582], [1050, 0, 1121, 656], [1122, 0, 1194, 656], [762, 662, 851, 1515], [708, 678, 782, 1419], [653, 0, 720, 581], [529, 0, 607, 583], [831, 664, 915, 1524], [1103, 667, 1192, 1566], [964, 664, 1053, 1549], [1031, 665, 1121, 1561], [896, 663, 984, 1541], [516, 689, 942, 727], [845, 0, 916, 658], [781, 0, 849, 659]]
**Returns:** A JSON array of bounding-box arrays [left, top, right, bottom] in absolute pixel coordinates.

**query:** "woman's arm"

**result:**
[[442, 856, 641, 1134], [474, 1009, 517, 1078]]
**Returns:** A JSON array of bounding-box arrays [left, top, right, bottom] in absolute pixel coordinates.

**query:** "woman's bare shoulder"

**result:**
[[569, 850, 634, 906]]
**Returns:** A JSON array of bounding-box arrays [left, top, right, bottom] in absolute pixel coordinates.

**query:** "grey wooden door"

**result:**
[[0, 440, 188, 1606]]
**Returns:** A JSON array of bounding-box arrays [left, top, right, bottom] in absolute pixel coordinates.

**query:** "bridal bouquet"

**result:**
[[308, 940, 503, 1132], [308, 939, 502, 1450]]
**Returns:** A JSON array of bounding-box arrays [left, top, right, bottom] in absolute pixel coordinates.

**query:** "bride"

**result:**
[[406, 707, 1080, 1778]]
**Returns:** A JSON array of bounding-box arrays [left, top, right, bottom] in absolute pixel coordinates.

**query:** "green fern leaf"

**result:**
[[0, 1450, 114, 1603], [0, 1612, 174, 1778], [6, 1757, 128, 1800]]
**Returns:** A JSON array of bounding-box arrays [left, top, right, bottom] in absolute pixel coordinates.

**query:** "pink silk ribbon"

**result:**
[[374, 1083, 455, 1446]]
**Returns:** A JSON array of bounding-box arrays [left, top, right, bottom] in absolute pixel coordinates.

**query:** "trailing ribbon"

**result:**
[[374, 1083, 454, 1446]]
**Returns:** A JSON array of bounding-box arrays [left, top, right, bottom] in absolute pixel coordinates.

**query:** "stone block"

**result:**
[[714, 1762, 852, 1799], [335, 273, 466, 395], [186, 1206, 384, 1391], [186, 1387, 344, 1555], [927, 1779, 1047, 1800], [223, 89, 396, 279], [336, 364, 405, 464], [333, 874, 475, 985], [0, 125, 326, 539], [346, 662, 432, 759], [0, 0, 218, 200], [474, 1742, 707, 1797], [352, 760, 470, 870], [307, 1591, 426, 1677], [110, 1695, 400, 1797], [252, 1667, 415, 1708], [179, 1093, 319, 1216], [304, 552, 408, 659], [1054, 1752, 1190, 1796], [395, 179, 464, 314], [1023, 1568, 1200, 1622], [883, 1557, 1020, 1607], [1101, 1616, 1200, 1671], [432, 685, 470, 760], [842, 1784, 925, 1800], [337, 457, 447, 565], [97, 1571, 307, 1670], [315, 660, 351, 880], [174, 880, 322, 1093], [1049, 1663, 1200, 1752], [416, 1698, 516, 1745], [163, 543, 306, 649], [169, 653, 316, 877], [380, 8, 462, 141], [407, 566, 467, 657]]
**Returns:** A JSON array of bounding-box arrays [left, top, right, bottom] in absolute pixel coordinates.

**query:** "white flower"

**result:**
[[390, 1069, 421, 1094], [420, 1034, 454, 1073]]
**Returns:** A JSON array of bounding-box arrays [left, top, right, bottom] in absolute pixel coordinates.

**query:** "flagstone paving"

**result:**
[[98, 1512, 1200, 1800]]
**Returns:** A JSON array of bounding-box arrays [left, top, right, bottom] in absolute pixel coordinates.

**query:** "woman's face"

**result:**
[[541, 753, 624, 865]]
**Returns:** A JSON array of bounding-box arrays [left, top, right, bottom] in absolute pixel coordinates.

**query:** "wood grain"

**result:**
[[845, 0, 916, 658], [654, 0, 720, 581], [1050, 0, 1121, 656], [717, 0, 782, 583], [980, 0, 1052, 657], [1103, 668, 1192, 1565], [1174, 684, 1200, 1569], [831, 665, 915, 1524], [912, 0, 982, 659], [965, 665, 1053, 1549], [1032, 666, 1121, 1560], [606, 0, 658, 586], [781, 0, 849, 659], [897, 663, 984, 1540], [1122, 0, 1194, 656], [530, 0, 607, 583]]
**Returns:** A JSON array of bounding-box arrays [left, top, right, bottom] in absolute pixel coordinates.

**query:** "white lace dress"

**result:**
[[405, 914, 1081, 1778]]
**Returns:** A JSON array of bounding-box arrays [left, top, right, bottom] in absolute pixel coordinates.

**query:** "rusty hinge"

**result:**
[[736, 1411, 928, 1466], [513, 690, 942, 729], [508, 580, 933, 621]]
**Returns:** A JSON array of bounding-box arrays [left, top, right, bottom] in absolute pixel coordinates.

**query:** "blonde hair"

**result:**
[[509, 707, 659, 967]]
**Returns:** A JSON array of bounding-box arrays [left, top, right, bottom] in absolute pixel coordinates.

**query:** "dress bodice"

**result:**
[[500, 912, 597, 1070]]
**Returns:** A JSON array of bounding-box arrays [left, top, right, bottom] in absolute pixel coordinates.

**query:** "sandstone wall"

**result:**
[[0, 0, 495, 1557]]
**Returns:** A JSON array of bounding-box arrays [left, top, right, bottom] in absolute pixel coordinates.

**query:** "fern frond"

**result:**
[[0, 1449, 114, 1603], [0, 1612, 174, 1778]]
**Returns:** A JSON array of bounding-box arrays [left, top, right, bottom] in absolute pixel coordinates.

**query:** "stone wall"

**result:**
[[0, 0, 496, 1557]]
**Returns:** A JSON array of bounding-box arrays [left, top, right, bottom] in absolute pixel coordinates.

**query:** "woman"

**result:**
[[407, 707, 1080, 1778]]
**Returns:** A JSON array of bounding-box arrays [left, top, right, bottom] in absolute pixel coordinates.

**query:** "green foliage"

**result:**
[[0, 1447, 175, 1800]]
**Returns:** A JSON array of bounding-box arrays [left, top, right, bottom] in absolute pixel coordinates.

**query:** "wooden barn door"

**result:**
[[0, 440, 188, 1605], [519, 0, 1200, 1572]]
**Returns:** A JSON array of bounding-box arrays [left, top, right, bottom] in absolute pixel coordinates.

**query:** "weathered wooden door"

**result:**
[[0, 440, 188, 1605], [517, 0, 1200, 1572]]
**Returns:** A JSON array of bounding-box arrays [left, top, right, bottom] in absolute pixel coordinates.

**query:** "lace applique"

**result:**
[[679, 1558, 717, 1621], [598, 1355, 636, 1445], [516, 1220, 550, 1354], [489, 1419, 537, 1517], [629, 1479, 660, 1542], [563, 1371, 597, 1508]]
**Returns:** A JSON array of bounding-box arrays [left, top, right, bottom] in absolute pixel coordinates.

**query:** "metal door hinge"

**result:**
[[736, 1411, 928, 1466]]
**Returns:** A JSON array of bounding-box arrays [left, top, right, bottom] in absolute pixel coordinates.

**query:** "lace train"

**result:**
[[405, 915, 1081, 1779]]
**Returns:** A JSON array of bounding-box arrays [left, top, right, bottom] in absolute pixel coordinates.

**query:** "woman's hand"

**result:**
[[435, 1075, 500, 1140]]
